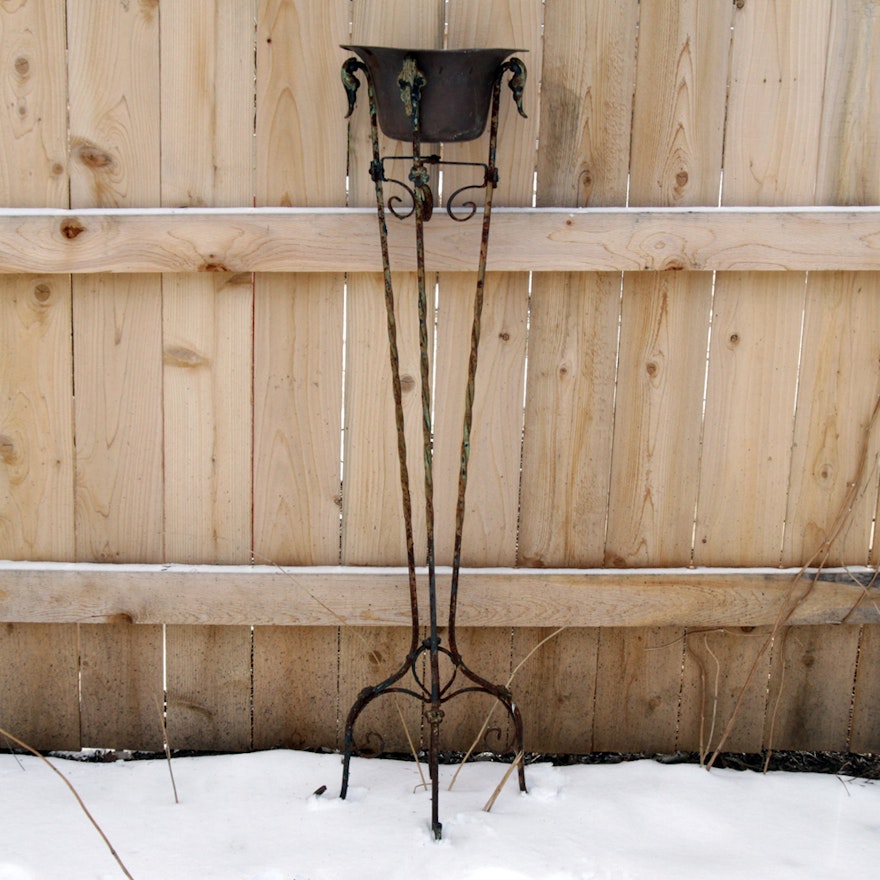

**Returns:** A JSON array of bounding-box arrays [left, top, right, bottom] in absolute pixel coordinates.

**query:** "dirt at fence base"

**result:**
[[22, 747, 880, 781]]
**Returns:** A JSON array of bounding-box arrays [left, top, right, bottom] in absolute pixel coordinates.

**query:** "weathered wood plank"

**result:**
[[610, 0, 733, 568], [162, 0, 254, 564], [254, 0, 348, 565], [251, 0, 352, 752], [599, 0, 736, 752], [0, 0, 78, 752], [516, 0, 639, 755], [678, 626, 774, 756], [165, 624, 253, 752], [604, 270, 712, 565], [68, 2, 164, 564], [512, 626, 599, 754], [0, 0, 68, 207], [518, 271, 620, 567], [763, 624, 861, 752], [697, 1, 835, 566], [1, 207, 878, 274], [252, 626, 338, 750], [160, 0, 257, 753], [851, 624, 880, 753], [783, 1, 880, 568], [694, 271, 807, 564], [593, 626, 686, 753], [782, 272, 880, 567], [79, 623, 164, 750], [0, 622, 80, 751], [2, 563, 878, 627], [433, 2, 539, 562], [67, 0, 166, 750]]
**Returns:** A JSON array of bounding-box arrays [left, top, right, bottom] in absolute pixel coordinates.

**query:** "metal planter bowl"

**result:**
[[341, 45, 523, 142]]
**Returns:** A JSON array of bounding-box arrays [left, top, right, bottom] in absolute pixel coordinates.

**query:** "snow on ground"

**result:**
[[1, 749, 879, 879]]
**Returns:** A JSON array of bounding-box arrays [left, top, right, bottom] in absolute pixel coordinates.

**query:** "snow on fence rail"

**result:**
[[2, 0, 880, 758]]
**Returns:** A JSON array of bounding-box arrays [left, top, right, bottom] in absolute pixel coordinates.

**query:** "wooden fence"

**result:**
[[2, 0, 880, 759]]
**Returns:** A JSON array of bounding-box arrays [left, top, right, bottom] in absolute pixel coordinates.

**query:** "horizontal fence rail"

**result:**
[[0, 207, 878, 273], [1, 563, 879, 628]]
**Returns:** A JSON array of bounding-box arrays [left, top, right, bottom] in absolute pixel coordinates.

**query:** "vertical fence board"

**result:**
[[252, 0, 351, 751], [0, 0, 68, 207], [513, 627, 598, 755], [782, 272, 880, 567], [161, 1, 256, 751], [515, 0, 639, 754], [695, 271, 806, 563], [68, 2, 163, 561], [68, 0, 165, 749], [161, 1, 254, 564], [604, 272, 712, 566], [608, 0, 731, 566], [678, 628, 772, 756], [696, 0, 831, 566], [784, 1, 880, 568], [252, 626, 338, 751], [79, 623, 164, 750], [599, 0, 733, 753], [518, 272, 620, 568], [0, 275, 73, 560], [436, 0, 540, 563], [0, 622, 79, 751], [165, 625, 253, 752], [0, 0, 78, 749], [851, 626, 880, 753], [696, 2, 855, 756], [592, 626, 685, 754], [764, 625, 861, 752]]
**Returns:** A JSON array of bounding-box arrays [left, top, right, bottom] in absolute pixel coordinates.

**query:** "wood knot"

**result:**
[[14, 56, 30, 78], [498, 331, 510, 342], [33, 283, 52, 303], [0, 435, 16, 465], [578, 168, 594, 206], [75, 142, 114, 170], [163, 346, 209, 368], [645, 360, 659, 378], [400, 375, 416, 393], [728, 333, 740, 346], [60, 219, 86, 240], [199, 261, 230, 272], [675, 170, 689, 188]]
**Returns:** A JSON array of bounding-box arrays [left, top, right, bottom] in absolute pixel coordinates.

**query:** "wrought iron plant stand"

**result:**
[[339, 45, 528, 839]]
